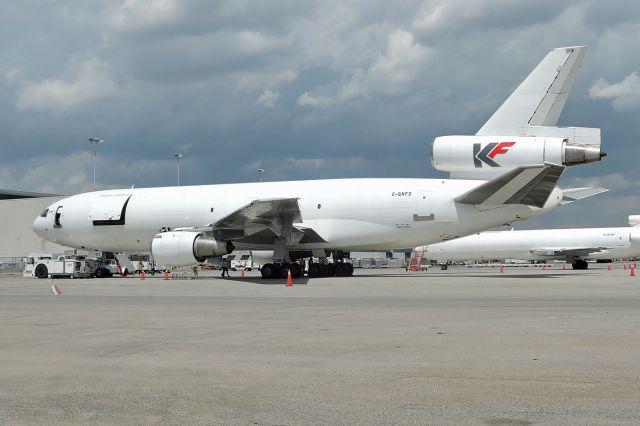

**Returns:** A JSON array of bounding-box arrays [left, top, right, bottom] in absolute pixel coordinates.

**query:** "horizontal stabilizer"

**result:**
[[478, 46, 588, 135], [629, 215, 640, 227], [455, 164, 565, 209], [560, 187, 608, 205]]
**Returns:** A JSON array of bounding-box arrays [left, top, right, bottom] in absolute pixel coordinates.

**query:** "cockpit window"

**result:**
[[40, 208, 49, 218]]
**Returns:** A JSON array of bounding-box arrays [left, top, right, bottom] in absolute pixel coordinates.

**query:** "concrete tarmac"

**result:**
[[1, 264, 640, 425]]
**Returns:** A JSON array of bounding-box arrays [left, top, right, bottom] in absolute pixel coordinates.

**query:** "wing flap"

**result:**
[[212, 198, 326, 245], [455, 164, 565, 209]]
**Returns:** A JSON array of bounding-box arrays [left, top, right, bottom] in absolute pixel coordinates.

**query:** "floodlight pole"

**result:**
[[174, 153, 184, 186], [88, 137, 104, 191], [257, 168, 264, 182]]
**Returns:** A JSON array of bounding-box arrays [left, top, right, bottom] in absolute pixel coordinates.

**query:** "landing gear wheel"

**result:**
[[335, 263, 347, 277], [261, 263, 279, 279], [280, 264, 291, 279], [346, 263, 354, 276], [308, 263, 321, 278], [290, 263, 303, 279], [35, 264, 48, 279], [327, 263, 336, 277], [571, 259, 588, 270]]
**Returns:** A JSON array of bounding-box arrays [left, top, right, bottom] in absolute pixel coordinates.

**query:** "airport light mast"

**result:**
[[257, 168, 264, 182], [88, 137, 103, 191], [174, 153, 184, 186]]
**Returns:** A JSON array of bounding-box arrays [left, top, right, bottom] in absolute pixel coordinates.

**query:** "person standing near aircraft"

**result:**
[[221, 257, 230, 277]]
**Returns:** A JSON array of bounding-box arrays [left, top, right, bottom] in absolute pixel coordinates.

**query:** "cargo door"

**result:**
[[88, 194, 132, 226], [414, 191, 435, 222]]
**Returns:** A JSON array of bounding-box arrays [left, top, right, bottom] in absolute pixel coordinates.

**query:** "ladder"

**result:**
[[408, 249, 424, 271]]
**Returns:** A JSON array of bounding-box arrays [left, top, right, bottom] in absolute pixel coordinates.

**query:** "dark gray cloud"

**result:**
[[1, 0, 639, 228]]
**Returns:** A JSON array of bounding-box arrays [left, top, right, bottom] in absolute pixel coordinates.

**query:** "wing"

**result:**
[[529, 247, 607, 258], [455, 164, 564, 209], [477, 46, 588, 135], [212, 198, 326, 245]]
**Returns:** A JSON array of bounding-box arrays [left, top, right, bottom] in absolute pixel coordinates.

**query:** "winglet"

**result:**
[[455, 164, 565, 209], [477, 46, 588, 135]]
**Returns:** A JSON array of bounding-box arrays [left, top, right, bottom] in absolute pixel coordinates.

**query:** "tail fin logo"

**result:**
[[473, 142, 516, 167]]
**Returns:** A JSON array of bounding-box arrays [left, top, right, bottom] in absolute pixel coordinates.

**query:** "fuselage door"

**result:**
[[54, 206, 63, 228], [414, 191, 434, 222], [88, 194, 132, 226]]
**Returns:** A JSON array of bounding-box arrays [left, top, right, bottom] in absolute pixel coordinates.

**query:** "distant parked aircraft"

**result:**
[[414, 216, 640, 270]]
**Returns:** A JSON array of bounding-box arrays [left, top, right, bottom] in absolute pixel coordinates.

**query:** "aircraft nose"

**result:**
[[32, 216, 45, 238]]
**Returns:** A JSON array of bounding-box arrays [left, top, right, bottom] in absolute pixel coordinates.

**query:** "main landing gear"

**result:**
[[259, 261, 354, 279], [260, 262, 304, 279]]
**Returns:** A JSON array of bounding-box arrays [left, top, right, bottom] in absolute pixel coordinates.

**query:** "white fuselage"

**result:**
[[417, 227, 640, 262], [33, 178, 562, 254]]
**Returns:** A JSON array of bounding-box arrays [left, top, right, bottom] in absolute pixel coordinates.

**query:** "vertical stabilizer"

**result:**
[[477, 46, 588, 136]]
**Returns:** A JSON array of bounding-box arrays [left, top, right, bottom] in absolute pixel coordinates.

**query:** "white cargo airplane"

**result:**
[[414, 215, 640, 270], [33, 46, 606, 279]]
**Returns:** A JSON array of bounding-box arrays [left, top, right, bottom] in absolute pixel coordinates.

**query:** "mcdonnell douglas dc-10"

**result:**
[[33, 46, 606, 279]]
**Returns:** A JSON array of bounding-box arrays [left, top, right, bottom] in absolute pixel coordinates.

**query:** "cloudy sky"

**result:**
[[1, 0, 639, 228]]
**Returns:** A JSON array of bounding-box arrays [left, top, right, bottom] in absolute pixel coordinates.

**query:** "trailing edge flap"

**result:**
[[214, 198, 302, 233], [212, 197, 326, 244], [529, 247, 606, 257], [455, 164, 565, 209], [477, 46, 588, 135], [560, 187, 608, 205]]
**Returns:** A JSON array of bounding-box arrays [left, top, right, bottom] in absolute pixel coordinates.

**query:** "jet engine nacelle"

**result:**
[[151, 231, 234, 267], [431, 135, 605, 175]]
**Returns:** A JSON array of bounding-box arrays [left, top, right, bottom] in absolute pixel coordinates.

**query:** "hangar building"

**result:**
[[0, 190, 67, 259]]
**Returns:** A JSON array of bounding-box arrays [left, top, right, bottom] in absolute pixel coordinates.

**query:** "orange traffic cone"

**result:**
[[141, 270, 145, 280], [164, 271, 169, 280], [631, 266, 635, 277], [241, 269, 245, 278], [286, 268, 293, 286], [499, 265, 504, 273], [608, 263, 611, 271]]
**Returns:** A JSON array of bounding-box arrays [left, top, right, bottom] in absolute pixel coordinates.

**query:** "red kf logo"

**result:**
[[488, 141, 516, 159]]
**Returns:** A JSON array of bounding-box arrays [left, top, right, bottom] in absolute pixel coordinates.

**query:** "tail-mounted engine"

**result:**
[[151, 231, 234, 267], [431, 128, 605, 178]]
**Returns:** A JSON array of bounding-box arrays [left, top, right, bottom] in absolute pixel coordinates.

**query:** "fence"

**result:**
[[0, 257, 24, 273]]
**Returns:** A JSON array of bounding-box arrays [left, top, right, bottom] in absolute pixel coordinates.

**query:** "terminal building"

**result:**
[[0, 190, 67, 265]]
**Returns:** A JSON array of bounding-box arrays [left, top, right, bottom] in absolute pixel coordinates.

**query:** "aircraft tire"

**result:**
[[572, 260, 588, 270], [320, 264, 329, 277], [290, 263, 303, 279], [261, 263, 279, 279], [346, 263, 354, 276], [280, 264, 290, 279], [35, 264, 48, 279], [308, 263, 320, 278], [328, 263, 336, 277]]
